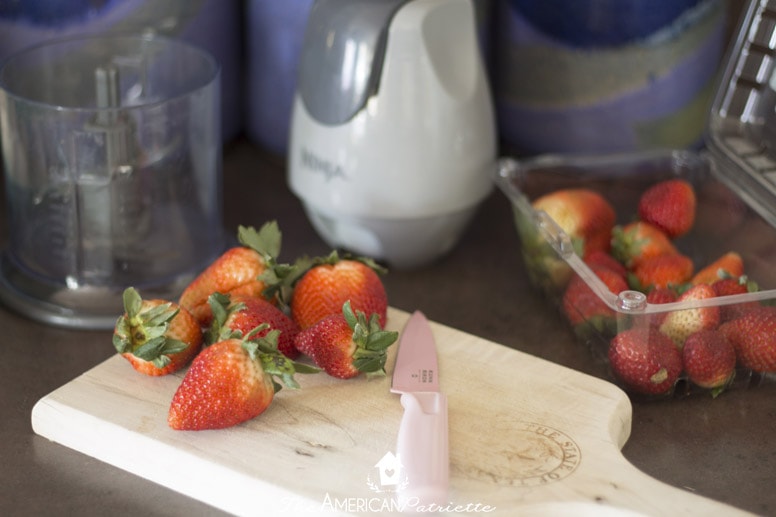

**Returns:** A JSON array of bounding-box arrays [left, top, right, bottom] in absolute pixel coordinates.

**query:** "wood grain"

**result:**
[[31, 308, 750, 516]]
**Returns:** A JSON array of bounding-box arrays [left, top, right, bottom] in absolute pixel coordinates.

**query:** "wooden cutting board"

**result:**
[[32, 308, 750, 516]]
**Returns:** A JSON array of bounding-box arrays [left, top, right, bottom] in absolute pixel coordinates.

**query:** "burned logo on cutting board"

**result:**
[[457, 420, 581, 487]]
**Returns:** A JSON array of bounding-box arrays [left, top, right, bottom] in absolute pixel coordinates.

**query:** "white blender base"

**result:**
[[302, 203, 478, 270]]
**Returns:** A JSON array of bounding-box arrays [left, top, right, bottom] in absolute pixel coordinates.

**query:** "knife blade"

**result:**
[[390, 310, 449, 509]]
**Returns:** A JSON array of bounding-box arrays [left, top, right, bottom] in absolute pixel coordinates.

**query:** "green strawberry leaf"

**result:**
[[352, 255, 388, 275], [206, 292, 247, 345], [142, 321, 170, 342], [260, 353, 301, 391], [151, 355, 172, 369], [115, 287, 190, 365], [159, 338, 191, 356], [243, 328, 320, 392], [343, 300, 359, 328], [352, 357, 378, 373], [122, 287, 143, 318], [132, 336, 168, 361], [238, 221, 282, 260], [364, 330, 398, 351], [141, 302, 177, 328], [352, 351, 388, 376], [248, 326, 276, 351], [308, 249, 388, 275], [258, 348, 320, 391], [260, 254, 314, 309], [208, 292, 231, 325], [112, 326, 130, 353]]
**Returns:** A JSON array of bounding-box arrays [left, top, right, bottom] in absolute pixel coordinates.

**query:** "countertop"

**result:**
[[2, 138, 775, 516]]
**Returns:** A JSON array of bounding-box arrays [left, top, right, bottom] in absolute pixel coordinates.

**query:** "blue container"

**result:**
[[245, 0, 315, 156], [508, 0, 706, 47], [492, 0, 727, 154]]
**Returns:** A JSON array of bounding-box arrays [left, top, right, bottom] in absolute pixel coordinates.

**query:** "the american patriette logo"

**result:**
[[367, 452, 409, 492]]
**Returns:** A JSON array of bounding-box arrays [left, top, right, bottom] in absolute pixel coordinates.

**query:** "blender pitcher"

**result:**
[[0, 34, 224, 329]]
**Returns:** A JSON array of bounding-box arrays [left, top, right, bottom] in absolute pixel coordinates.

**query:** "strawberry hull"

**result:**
[[494, 151, 776, 400]]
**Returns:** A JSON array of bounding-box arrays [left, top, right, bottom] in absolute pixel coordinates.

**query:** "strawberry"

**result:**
[[561, 265, 628, 336], [691, 251, 744, 285], [711, 275, 751, 297], [719, 306, 776, 373], [113, 287, 203, 376], [611, 221, 677, 269], [637, 178, 696, 239], [531, 188, 616, 258], [294, 301, 398, 379], [630, 253, 693, 292], [290, 251, 389, 330], [179, 246, 266, 326], [168, 328, 318, 430], [179, 222, 295, 326], [682, 330, 736, 396], [207, 293, 301, 359], [711, 275, 760, 322], [646, 287, 678, 327], [658, 284, 720, 349], [608, 327, 682, 396], [584, 250, 627, 277]]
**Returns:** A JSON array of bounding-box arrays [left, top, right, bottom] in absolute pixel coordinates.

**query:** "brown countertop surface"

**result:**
[[2, 138, 774, 516]]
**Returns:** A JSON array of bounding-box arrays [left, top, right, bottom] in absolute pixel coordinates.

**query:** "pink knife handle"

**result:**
[[396, 391, 449, 510]]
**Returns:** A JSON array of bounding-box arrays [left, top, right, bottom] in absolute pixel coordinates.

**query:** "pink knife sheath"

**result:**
[[396, 391, 449, 509]]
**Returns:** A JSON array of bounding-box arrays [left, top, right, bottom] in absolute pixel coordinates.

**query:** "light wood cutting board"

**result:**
[[32, 308, 750, 516]]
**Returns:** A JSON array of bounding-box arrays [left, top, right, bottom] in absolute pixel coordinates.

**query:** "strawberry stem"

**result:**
[[236, 221, 315, 310], [205, 292, 249, 345], [342, 300, 398, 377], [113, 287, 180, 359], [308, 250, 388, 275], [241, 327, 320, 392]]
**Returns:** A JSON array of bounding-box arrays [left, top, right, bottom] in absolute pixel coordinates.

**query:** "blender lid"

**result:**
[[297, 0, 410, 126], [706, 0, 776, 228]]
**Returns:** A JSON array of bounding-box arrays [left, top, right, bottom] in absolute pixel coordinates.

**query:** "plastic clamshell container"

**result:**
[[494, 150, 776, 399], [493, 0, 776, 400]]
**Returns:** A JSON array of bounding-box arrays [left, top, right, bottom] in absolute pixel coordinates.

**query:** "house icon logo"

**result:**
[[367, 452, 408, 493]]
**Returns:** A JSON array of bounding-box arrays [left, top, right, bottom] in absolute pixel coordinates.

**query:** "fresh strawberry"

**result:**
[[168, 329, 318, 430], [682, 329, 736, 396], [531, 188, 616, 258], [291, 251, 389, 330], [608, 327, 683, 396], [711, 275, 760, 322], [630, 253, 693, 292], [658, 284, 720, 349], [646, 287, 678, 327], [294, 301, 398, 379], [637, 178, 696, 239], [179, 222, 289, 326], [611, 221, 677, 269], [691, 251, 744, 285], [561, 265, 628, 336], [584, 250, 627, 277], [113, 287, 203, 376], [207, 293, 300, 359], [719, 306, 776, 373], [711, 275, 752, 297]]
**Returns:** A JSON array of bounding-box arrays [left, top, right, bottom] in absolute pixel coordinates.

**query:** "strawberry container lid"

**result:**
[[706, 0, 776, 229]]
